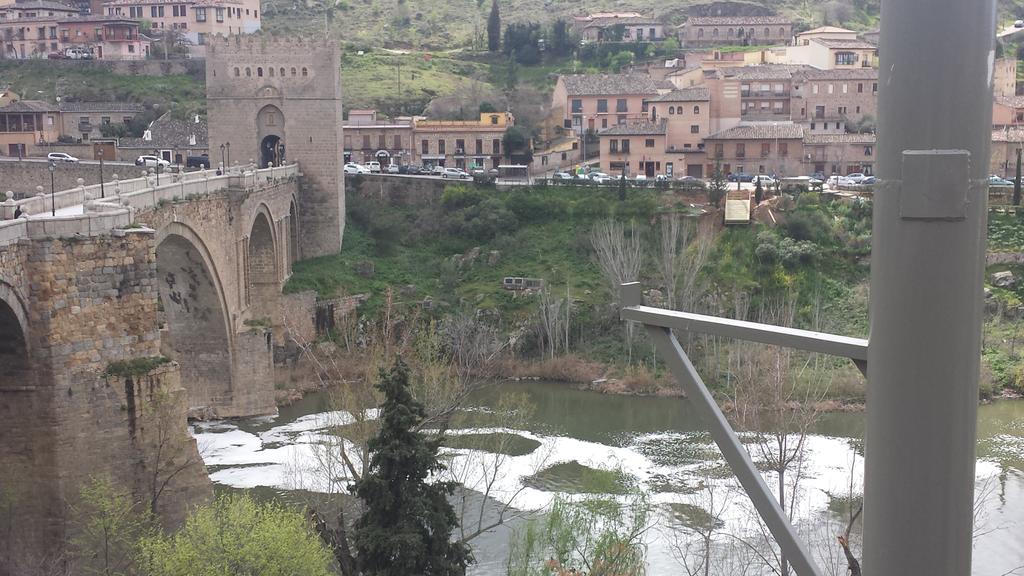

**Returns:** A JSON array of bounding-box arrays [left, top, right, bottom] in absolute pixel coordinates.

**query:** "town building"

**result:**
[[0, 99, 59, 156], [59, 101, 144, 141], [551, 73, 662, 135], [722, 64, 806, 121], [993, 95, 1024, 128], [413, 111, 515, 170], [790, 67, 878, 133], [646, 85, 710, 153], [0, 0, 77, 58], [785, 36, 878, 70], [103, 0, 259, 55], [704, 121, 804, 177], [991, 127, 1024, 178], [116, 111, 207, 165], [58, 15, 146, 58], [678, 16, 792, 48], [801, 132, 875, 176], [793, 26, 858, 46], [993, 58, 1018, 100], [342, 109, 414, 166], [573, 12, 666, 43]]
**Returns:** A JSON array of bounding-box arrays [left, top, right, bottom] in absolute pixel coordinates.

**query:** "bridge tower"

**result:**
[[206, 34, 345, 258]]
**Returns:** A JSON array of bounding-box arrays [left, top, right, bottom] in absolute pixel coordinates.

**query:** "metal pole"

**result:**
[[865, 0, 994, 574], [49, 161, 55, 216], [98, 148, 105, 199], [1014, 147, 1021, 206]]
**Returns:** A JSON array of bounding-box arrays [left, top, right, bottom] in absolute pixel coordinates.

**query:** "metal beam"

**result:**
[[620, 283, 868, 361], [864, 0, 994, 573], [621, 283, 823, 576]]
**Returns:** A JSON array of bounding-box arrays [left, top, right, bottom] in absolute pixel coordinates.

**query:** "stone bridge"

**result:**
[[0, 163, 322, 568]]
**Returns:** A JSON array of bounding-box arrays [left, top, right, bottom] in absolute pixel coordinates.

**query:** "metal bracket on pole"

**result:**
[[620, 282, 869, 576]]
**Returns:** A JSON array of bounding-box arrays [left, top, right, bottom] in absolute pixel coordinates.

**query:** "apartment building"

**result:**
[[785, 37, 877, 70], [59, 15, 146, 58], [646, 85, 711, 153], [103, 0, 258, 54], [574, 12, 666, 43], [342, 109, 414, 166], [802, 132, 875, 176], [678, 15, 792, 48], [993, 96, 1024, 128], [0, 0, 77, 58], [790, 67, 878, 133], [413, 112, 514, 170], [0, 99, 59, 156], [723, 64, 807, 120], [793, 26, 858, 46], [704, 121, 804, 177], [59, 101, 144, 141], [994, 58, 1017, 99], [992, 127, 1024, 178], [551, 73, 662, 134]]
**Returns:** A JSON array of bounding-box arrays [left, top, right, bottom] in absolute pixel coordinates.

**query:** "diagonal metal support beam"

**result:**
[[620, 281, 864, 576]]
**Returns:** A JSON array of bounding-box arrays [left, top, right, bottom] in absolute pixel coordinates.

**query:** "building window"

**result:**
[[215, 7, 224, 21], [291, 67, 296, 76], [714, 143, 723, 158], [864, 146, 873, 156], [736, 143, 745, 158], [856, 106, 861, 113], [621, 139, 630, 153], [617, 114, 626, 124], [455, 138, 465, 153], [279, 67, 285, 76], [601, 118, 607, 128], [693, 105, 700, 115], [393, 135, 401, 149], [378, 134, 386, 149], [645, 138, 655, 148], [691, 124, 699, 133], [712, 28, 718, 37], [245, 67, 251, 77], [609, 139, 618, 153], [571, 99, 582, 113], [302, 67, 308, 77], [268, 66, 273, 77], [421, 139, 428, 153], [195, 7, 206, 21], [492, 139, 500, 154], [475, 139, 483, 154], [779, 27, 785, 36], [815, 105, 825, 118], [812, 84, 819, 94], [597, 99, 608, 113], [668, 106, 675, 115], [838, 106, 848, 115], [779, 142, 788, 157], [761, 142, 770, 157], [234, 66, 239, 76], [438, 140, 445, 154], [835, 52, 856, 66], [872, 82, 878, 93], [764, 27, 770, 37], [257, 67, 263, 77], [490, 115, 499, 124], [728, 27, 734, 37], [616, 99, 627, 112], [858, 82, 864, 93], [362, 135, 370, 149]]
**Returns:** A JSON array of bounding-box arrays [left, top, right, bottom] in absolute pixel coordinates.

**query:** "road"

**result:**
[[998, 23, 1024, 38], [0, 156, 135, 167]]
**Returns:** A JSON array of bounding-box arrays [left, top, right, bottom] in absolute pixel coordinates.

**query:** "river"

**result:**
[[193, 381, 1024, 575]]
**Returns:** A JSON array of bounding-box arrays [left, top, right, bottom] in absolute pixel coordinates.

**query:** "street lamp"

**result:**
[[225, 141, 231, 168], [220, 143, 226, 171], [48, 160, 55, 216], [155, 163, 162, 186], [97, 147, 105, 198]]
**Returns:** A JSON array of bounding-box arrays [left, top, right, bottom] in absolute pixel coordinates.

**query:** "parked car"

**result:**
[[752, 174, 776, 186], [654, 174, 670, 182], [135, 155, 170, 168], [47, 52, 65, 60], [64, 47, 93, 60], [588, 172, 612, 184], [727, 172, 754, 183], [633, 174, 648, 183], [1015, 19, 1023, 27], [365, 161, 382, 173], [809, 171, 826, 181], [861, 176, 876, 185], [431, 165, 446, 176], [343, 162, 370, 174], [441, 167, 470, 179], [827, 175, 856, 188], [385, 164, 400, 174], [845, 172, 868, 184], [552, 171, 574, 180], [47, 152, 78, 163], [186, 154, 210, 169], [989, 175, 1014, 187]]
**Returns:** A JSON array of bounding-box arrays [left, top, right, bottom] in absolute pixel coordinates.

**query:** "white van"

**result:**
[[365, 161, 381, 173]]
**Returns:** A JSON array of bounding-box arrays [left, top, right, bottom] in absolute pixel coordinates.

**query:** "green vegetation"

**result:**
[[0, 61, 205, 119], [522, 461, 637, 494], [104, 356, 171, 378], [443, 433, 542, 456], [138, 494, 334, 576]]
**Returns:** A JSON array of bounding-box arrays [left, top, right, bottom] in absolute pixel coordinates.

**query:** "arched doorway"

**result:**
[[155, 229, 233, 410], [375, 150, 391, 167], [247, 210, 279, 320], [261, 135, 283, 168], [256, 104, 284, 169]]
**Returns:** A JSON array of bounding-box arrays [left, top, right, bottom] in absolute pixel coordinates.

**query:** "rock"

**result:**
[[487, 250, 501, 265], [992, 270, 1016, 288], [984, 287, 993, 299], [465, 246, 481, 265], [355, 259, 375, 278], [187, 406, 219, 421]]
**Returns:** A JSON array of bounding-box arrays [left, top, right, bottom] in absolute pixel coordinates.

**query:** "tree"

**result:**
[[351, 359, 472, 576], [608, 49, 634, 72], [754, 178, 764, 205], [550, 19, 572, 57], [487, 0, 500, 52], [71, 476, 154, 576], [137, 494, 334, 576], [479, 101, 497, 114], [656, 214, 714, 311], [709, 162, 728, 208]]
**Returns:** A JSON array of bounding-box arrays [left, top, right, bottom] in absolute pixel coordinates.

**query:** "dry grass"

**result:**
[[502, 355, 606, 384]]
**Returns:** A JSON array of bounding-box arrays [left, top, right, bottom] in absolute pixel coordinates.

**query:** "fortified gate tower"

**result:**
[[206, 34, 345, 257]]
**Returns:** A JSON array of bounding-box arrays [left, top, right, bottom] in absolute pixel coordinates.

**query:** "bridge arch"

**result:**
[[155, 222, 234, 410], [288, 198, 299, 271], [246, 204, 279, 319]]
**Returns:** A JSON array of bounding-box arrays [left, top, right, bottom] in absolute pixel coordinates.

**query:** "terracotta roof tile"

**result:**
[[559, 73, 662, 96], [706, 121, 804, 140]]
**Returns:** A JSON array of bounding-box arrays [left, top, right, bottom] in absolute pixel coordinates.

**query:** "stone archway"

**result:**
[[257, 104, 284, 169], [155, 226, 234, 411], [0, 284, 58, 566], [247, 208, 279, 321]]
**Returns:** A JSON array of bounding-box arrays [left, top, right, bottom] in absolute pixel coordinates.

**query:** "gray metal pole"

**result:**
[[865, 0, 995, 574]]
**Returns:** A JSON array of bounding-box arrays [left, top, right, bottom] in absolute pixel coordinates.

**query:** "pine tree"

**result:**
[[755, 178, 764, 205], [709, 162, 728, 208], [487, 0, 501, 52], [351, 360, 472, 576]]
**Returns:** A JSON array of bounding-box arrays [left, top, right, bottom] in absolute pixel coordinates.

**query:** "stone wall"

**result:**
[[0, 158, 135, 197], [19, 58, 206, 79], [345, 173, 447, 207], [0, 231, 211, 571]]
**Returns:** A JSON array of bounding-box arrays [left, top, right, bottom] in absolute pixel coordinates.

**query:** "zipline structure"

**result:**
[[620, 0, 996, 573]]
